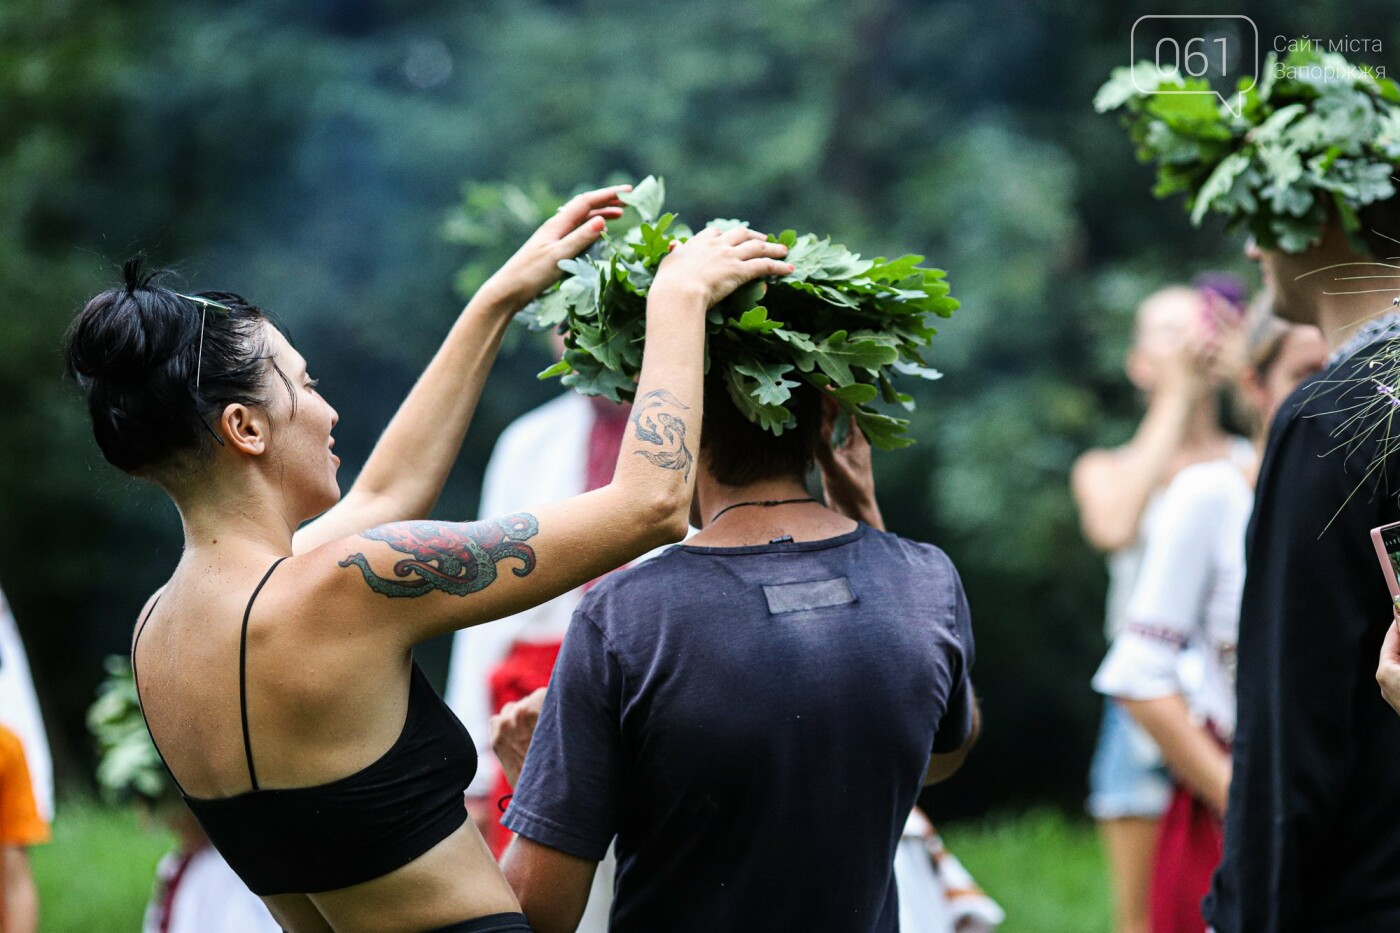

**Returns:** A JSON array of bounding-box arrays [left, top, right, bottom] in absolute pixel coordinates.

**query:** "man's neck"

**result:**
[[697, 476, 813, 529], [690, 472, 853, 546]]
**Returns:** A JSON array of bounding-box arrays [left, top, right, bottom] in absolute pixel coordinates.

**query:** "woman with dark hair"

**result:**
[[64, 184, 794, 933]]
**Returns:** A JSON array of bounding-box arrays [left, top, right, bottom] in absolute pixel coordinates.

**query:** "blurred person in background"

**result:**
[[0, 587, 52, 826], [142, 802, 283, 933], [1093, 301, 1325, 932], [0, 723, 47, 933], [63, 178, 792, 933], [89, 655, 280, 933], [1071, 281, 1248, 933], [445, 364, 635, 933], [894, 809, 1004, 933], [490, 390, 980, 933]]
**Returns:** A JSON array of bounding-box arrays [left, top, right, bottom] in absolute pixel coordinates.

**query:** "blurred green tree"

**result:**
[[5, 0, 1397, 815]]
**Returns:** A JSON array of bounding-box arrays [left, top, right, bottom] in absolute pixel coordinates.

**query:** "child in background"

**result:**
[[0, 723, 48, 933]]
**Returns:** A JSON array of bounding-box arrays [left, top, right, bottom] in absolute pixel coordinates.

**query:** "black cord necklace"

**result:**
[[708, 497, 817, 526]]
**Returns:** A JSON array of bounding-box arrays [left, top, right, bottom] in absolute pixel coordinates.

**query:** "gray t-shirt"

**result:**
[[503, 523, 975, 933]]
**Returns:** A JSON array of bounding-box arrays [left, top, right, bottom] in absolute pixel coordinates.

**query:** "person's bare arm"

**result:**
[[1072, 317, 1227, 553], [2, 846, 38, 933], [926, 698, 980, 785], [304, 226, 793, 647], [1122, 695, 1231, 815], [293, 186, 631, 553], [1071, 387, 1195, 553], [501, 836, 598, 933]]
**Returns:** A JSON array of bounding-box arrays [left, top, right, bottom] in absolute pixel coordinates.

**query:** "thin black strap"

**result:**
[[132, 595, 189, 796], [240, 557, 290, 791]]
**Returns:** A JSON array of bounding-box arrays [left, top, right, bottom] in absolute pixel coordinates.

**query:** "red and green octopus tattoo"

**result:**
[[339, 513, 539, 598]]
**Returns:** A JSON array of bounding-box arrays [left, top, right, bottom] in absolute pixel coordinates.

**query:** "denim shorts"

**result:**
[[1087, 699, 1171, 820]]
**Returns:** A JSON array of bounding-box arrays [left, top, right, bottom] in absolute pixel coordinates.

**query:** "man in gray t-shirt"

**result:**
[[494, 380, 980, 933]]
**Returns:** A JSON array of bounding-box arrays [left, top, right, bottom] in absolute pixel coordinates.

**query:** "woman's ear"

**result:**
[[219, 403, 267, 457]]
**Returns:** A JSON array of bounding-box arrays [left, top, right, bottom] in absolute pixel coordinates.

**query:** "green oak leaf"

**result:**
[[484, 175, 957, 448], [723, 365, 795, 434], [827, 382, 879, 405], [733, 358, 799, 406], [729, 305, 783, 333], [619, 175, 665, 223], [810, 330, 901, 384]]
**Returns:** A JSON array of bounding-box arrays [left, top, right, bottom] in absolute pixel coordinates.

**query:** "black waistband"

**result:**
[[422, 913, 534, 933]]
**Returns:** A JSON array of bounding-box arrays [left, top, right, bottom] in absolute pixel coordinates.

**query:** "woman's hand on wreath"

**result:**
[[650, 224, 792, 310], [480, 184, 632, 311]]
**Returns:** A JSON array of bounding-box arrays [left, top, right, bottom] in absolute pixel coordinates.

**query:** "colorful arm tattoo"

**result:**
[[339, 513, 539, 598], [629, 389, 693, 480]]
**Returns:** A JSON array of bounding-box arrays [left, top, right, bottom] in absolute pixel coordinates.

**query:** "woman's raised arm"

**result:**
[[292, 185, 632, 553], [305, 225, 794, 646]]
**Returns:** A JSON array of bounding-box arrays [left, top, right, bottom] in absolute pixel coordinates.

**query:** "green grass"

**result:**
[[28, 803, 1106, 932], [31, 799, 171, 933], [941, 809, 1109, 933]]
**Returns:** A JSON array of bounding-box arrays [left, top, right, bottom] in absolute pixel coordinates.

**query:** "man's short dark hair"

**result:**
[[700, 369, 821, 486]]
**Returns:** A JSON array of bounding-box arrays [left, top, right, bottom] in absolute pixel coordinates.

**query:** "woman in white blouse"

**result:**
[[1093, 304, 1327, 933]]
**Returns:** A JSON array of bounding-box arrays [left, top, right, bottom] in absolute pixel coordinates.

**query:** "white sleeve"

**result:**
[[1093, 467, 1228, 702], [178, 850, 282, 933], [445, 425, 523, 796], [443, 395, 590, 797]]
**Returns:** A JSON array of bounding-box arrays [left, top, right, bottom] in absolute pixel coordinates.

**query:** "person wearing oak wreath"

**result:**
[[63, 184, 794, 933], [488, 383, 981, 933], [1099, 48, 1400, 932]]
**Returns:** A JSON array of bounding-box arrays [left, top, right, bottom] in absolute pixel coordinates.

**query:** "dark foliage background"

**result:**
[[2, 0, 1391, 818]]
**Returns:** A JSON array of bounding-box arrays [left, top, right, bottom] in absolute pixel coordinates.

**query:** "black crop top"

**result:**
[[132, 558, 478, 896]]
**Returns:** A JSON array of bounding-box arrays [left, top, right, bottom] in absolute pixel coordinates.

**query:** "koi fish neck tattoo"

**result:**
[[339, 513, 539, 598]]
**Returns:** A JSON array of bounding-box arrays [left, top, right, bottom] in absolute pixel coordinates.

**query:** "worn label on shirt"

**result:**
[[762, 577, 856, 615]]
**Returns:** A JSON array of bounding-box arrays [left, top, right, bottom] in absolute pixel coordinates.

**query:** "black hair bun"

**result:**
[[65, 257, 275, 475], [66, 258, 196, 389]]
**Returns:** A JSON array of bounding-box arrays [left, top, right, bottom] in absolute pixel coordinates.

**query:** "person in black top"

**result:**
[[64, 187, 794, 933], [1203, 196, 1400, 931], [490, 385, 980, 933]]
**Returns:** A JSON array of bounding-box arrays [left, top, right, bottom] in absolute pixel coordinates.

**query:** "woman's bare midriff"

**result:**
[[263, 821, 520, 933]]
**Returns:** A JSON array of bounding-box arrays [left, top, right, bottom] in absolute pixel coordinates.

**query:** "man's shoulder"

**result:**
[[574, 546, 689, 621], [575, 528, 961, 623], [862, 526, 961, 581], [1270, 346, 1400, 484]]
